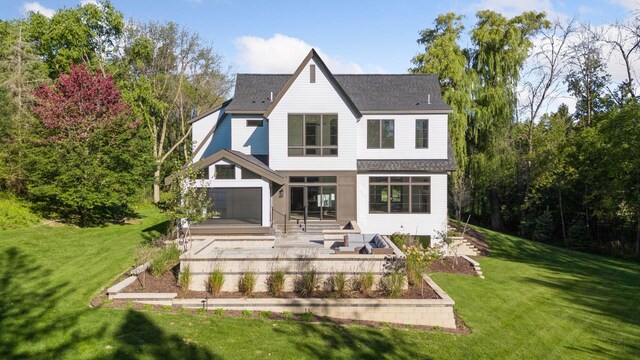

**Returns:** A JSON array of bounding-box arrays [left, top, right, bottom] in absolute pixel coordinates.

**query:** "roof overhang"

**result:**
[[360, 109, 453, 115]]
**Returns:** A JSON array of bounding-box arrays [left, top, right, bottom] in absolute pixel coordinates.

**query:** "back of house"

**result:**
[[185, 49, 455, 245]]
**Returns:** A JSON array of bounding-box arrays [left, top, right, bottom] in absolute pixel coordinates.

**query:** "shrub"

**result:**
[[403, 244, 441, 287], [353, 272, 375, 296], [295, 269, 319, 297], [259, 311, 272, 318], [213, 308, 226, 316], [325, 273, 348, 297], [238, 272, 256, 297], [207, 269, 225, 296], [380, 271, 405, 298], [241, 310, 253, 317], [150, 246, 181, 276], [266, 269, 286, 297], [533, 210, 554, 243], [178, 265, 191, 294], [282, 311, 293, 319], [300, 310, 314, 322], [389, 232, 411, 248]]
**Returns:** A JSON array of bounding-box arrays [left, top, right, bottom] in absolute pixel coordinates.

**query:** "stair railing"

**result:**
[[271, 207, 287, 234]]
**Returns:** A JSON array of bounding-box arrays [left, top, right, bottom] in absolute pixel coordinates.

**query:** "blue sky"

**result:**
[[1, 0, 639, 75]]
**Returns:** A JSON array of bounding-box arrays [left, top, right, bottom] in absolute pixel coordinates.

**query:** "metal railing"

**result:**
[[271, 207, 287, 234]]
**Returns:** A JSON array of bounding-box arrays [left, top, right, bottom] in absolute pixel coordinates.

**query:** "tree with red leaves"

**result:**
[[28, 64, 151, 226]]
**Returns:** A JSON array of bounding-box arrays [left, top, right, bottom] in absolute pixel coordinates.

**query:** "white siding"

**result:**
[[356, 173, 448, 245], [268, 58, 358, 171], [193, 113, 232, 162], [231, 116, 269, 155], [192, 110, 220, 152], [356, 114, 448, 159]]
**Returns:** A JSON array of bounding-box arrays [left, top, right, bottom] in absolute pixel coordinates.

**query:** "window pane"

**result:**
[[369, 185, 388, 213], [412, 176, 431, 183], [247, 119, 263, 127], [288, 148, 303, 156], [390, 185, 409, 213], [367, 120, 380, 148], [305, 115, 321, 146], [390, 177, 410, 183], [288, 115, 303, 146], [318, 176, 337, 183], [411, 184, 430, 213], [416, 119, 428, 148], [322, 115, 338, 146], [290, 177, 305, 183], [196, 167, 209, 180], [370, 176, 388, 183], [215, 165, 235, 179], [305, 148, 320, 155], [381, 120, 394, 148], [322, 148, 338, 156], [241, 167, 261, 179]]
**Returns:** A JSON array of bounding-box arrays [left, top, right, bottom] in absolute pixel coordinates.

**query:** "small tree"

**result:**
[[133, 244, 156, 288], [29, 64, 151, 226], [159, 164, 217, 240]]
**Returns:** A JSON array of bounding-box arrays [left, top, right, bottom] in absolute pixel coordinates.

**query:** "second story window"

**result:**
[[246, 119, 263, 127], [415, 119, 429, 148], [288, 114, 338, 156], [367, 119, 394, 149]]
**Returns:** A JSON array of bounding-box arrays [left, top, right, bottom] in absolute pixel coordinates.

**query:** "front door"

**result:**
[[290, 186, 336, 220]]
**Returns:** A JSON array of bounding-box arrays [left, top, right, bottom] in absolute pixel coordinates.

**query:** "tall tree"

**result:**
[[26, 0, 124, 78], [115, 21, 231, 203], [0, 20, 48, 191], [29, 64, 151, 225], [469, 10, 549, 230], [411, 13, 473, 175], [565, 27, 611, 126]]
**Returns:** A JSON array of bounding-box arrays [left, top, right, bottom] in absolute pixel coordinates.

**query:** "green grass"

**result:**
[[1, 207, 639, 359], [0, 192, 41, 230]]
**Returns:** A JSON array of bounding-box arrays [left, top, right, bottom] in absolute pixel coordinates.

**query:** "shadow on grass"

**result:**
[[273, 320, 431, 359], [103, 310, 218, 359], [141, 220, 171, 244], [0, 247, 104, 359], [482, 228, 640, 358]]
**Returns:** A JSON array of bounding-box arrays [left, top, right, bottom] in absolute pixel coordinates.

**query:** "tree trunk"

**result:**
[[153, 165, 161, 203], [490, 188, 505, 231], [558, 187, 566, 243]]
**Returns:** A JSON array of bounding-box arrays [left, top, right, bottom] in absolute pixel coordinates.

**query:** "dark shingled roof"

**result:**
[[357, 136, 457, 172], [225, 74, 451, 113]]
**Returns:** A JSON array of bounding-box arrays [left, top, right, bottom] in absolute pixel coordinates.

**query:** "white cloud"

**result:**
[[21, 2, 55, 18], [80, 0, 99, 6], [472, 0, 567, 21], [234, 33, 385, 74], [609, 0, 640, 11]]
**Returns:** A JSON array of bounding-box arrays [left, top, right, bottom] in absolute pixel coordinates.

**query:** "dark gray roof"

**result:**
[[357, 136, 457, 172], [225, 74, 289, 113], [225, 74, 451, 114]]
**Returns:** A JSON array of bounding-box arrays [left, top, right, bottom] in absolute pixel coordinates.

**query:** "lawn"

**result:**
[[1, 206, 639, 359]]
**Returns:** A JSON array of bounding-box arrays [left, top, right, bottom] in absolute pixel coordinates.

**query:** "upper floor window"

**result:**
[[367, 119, 394, 149], [215, 164, 235, 179], [246, 119, 263, 127], [416, 119, 429, 148], [288, 114, 338, 156]]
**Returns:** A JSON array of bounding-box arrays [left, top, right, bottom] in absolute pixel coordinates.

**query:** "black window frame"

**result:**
[[415, 119, 429, 149], [246, 119, 263, 127], [214, 164, 236, 179], [368, 176, 430, 214], [367, 119, 395, 149], [287, 113, 338, 157]]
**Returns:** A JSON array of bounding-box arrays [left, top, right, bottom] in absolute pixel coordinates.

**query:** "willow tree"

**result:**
[[468, 10, 549, 229], [411, 13, 473, 176]]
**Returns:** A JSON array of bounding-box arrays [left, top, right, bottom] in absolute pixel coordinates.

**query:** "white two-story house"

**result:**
[[182, 49, 456, 245]]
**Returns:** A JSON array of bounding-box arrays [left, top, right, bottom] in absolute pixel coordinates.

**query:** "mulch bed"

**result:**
[[122, 266, 441, 300], [427, 257, 477, 276], [96, 300, 471, 334]]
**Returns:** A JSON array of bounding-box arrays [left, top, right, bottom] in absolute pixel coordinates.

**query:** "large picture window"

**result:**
[[416, 119, 429, 148], [215, 165, 235, 179], [367, 119, 394, 148], [369, 176, 430, 214], [288, 114, 338, 156]]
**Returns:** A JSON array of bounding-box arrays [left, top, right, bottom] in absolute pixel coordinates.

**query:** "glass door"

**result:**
[[290, 185, 337, 220]]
